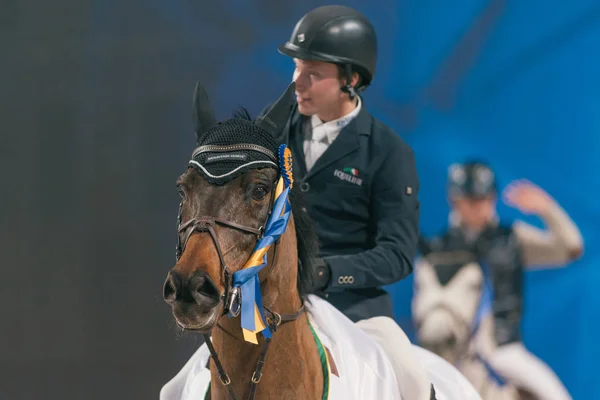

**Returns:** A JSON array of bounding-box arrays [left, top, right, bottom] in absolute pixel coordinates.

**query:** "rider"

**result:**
[[421, 160, 583, 400], [264, 5, 433, 400]]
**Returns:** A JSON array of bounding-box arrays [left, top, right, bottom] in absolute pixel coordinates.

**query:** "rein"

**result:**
[[203, 304, 306, 400]]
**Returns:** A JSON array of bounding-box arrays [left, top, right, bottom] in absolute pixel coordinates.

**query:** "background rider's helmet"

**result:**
[[447, 160, 497, 199]]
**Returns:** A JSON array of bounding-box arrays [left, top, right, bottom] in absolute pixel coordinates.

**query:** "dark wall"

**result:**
[[0, 1, 305, 398], [3, 0, 598, 399]]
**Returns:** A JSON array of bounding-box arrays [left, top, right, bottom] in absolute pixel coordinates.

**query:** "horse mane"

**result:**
[[232, 107, 253, 120], [231, 107, 321, 299], [289, 185, 320, 298]]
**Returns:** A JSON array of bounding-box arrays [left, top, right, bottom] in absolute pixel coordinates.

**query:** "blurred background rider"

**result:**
[[420, 160, 583, 400]]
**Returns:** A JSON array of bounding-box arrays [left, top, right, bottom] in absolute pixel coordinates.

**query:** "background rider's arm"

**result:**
[[513, 201, 584, 269], [321, 143, 420, 290]]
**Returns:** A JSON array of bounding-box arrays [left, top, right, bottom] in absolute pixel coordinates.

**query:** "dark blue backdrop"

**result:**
[[4, 1, 598, 398], [194, 1, 598, 397]]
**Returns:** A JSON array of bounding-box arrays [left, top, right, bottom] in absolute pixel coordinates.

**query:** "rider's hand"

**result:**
[[502, 179, 555, 215]]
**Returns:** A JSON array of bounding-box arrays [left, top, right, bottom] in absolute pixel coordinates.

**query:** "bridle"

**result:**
[[175, 205, 269, 317], [414, 302, 474, 363], [173, 146, 305, 400]]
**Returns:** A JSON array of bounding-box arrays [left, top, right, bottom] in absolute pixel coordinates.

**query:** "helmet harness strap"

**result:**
[[340, 64, 358, 99]]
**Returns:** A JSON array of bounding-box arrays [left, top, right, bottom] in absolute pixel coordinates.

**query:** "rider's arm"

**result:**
[[513, 202, 583, 269], [321, 137, 420, 290]]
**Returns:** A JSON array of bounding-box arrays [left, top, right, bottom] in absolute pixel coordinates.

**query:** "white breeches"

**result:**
[[356, 316, 432, 400], [489, 342, 571, 400]]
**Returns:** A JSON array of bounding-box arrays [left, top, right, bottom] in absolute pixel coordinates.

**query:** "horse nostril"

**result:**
[[444, 333, 457, 348], [190, 272, 220, 307], [163, 271, 180, 304]]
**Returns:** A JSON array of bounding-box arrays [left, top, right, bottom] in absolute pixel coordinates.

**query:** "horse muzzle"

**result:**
[[163, 269, 224, 331]]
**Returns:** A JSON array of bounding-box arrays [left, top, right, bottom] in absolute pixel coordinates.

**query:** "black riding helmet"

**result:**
[[278, 5, 378, 96], [447, 161, 497, 199]]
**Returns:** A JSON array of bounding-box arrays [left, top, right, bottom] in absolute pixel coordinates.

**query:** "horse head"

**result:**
[[412, 251, 521, 399], [412, 252, 487, 363], [163, 81, 317, 337]]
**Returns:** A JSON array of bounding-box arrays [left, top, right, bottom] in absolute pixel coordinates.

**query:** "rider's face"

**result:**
[[452, 195, 496, 231], [292, 59, 351, 121]]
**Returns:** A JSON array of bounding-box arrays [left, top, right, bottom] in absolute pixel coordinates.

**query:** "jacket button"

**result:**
[[300, 182, 310, 192], [348, 276, 355, 284], [338, 276, 345, 284]]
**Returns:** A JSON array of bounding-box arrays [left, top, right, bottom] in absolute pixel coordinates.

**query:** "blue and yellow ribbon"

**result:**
[[231, 145, 294, 344]]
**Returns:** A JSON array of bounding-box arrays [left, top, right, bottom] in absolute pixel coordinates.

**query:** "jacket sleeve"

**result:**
[[513, 201, 584, 269], [323, 144, 420, 290]]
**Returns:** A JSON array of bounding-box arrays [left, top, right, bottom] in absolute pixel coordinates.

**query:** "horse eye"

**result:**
[[252, 185, 268, 201]]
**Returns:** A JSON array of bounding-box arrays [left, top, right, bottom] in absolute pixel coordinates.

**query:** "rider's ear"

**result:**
[[192, 81, 217, 144]]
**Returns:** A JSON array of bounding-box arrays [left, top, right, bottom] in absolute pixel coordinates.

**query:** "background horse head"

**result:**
[[162, 81, 327, 399], [412, 252, 523, 400]]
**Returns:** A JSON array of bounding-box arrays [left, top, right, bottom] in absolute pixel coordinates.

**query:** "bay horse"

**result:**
[[412, 252, 536, 400], [160, 80, 483, 400], [161, 81, 327, 400]]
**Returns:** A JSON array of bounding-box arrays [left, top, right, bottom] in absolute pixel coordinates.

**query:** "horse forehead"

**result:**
[[193, 176, 232, 197]]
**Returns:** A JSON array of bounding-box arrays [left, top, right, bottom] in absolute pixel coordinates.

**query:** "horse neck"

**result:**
[[209, 217, 323, 399]]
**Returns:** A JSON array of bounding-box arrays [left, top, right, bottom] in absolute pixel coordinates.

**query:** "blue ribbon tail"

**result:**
[[239, 277, 257, 332], [254, 277, 271, 339]]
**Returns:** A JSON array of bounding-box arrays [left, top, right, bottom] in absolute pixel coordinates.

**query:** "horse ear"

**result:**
[[256, 81, 296, 136], [192, 81, 217, 143]]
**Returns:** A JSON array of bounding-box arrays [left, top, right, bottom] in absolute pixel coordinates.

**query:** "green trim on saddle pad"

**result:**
[[309, 320, 331, 400], [203, 321, 331, 399]]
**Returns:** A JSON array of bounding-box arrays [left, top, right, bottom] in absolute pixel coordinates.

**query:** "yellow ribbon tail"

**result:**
[[242, 329, 258, 344], [243, 246, 269, 269], [275, 178, 284, 198]]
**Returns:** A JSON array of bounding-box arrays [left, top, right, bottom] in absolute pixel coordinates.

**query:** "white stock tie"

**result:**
[[305, 126, 330, 172]]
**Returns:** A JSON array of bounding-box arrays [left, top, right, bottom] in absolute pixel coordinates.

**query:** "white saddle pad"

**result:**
[[411, 346, 482, 400], [160, 295, 480, 400]]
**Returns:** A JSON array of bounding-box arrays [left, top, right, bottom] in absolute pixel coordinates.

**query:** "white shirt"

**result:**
[[303, 96, 362, 171]]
